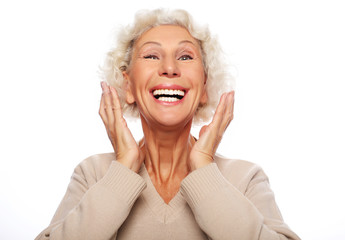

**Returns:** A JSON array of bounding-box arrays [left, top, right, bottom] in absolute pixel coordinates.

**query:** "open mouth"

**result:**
[[152, 89, 186, 102]]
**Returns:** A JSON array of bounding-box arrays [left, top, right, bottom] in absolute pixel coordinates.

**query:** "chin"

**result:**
[[151, 112, 194, 129]]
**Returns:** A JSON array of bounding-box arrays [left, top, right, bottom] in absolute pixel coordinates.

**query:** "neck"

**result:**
[[139, 116, 195, 184]]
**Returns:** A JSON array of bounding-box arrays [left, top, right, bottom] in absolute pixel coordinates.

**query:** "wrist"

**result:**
[[116, 158, 138, 172], [189, 155, 213, 171]]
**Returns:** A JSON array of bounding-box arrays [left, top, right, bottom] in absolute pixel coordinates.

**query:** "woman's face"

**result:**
[[124, 25, 207, 128]]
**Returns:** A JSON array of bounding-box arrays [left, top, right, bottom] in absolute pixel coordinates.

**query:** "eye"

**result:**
[[144, 54, 159, 60], [178, 55, 193, 61]]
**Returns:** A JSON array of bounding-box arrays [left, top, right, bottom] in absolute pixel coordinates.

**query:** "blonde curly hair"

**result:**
[[100, 8, 234, 124]]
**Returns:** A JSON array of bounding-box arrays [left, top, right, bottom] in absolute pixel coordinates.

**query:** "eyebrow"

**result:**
[[138, 41, 161, 50], [178, 40, 197, 46], [138, 40, 197, 50]]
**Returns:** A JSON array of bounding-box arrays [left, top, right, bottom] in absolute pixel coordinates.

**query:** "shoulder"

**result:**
[[214, 153, 268, 193], [72, 152, 116, 185]]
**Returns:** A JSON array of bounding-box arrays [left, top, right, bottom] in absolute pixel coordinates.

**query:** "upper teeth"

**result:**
[[152, 89, 185, 97]]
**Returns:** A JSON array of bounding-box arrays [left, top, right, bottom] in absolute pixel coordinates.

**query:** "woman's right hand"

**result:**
[[99, 81, 143, 173]]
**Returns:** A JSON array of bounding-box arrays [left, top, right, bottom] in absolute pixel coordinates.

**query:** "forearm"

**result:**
[[181, 163, 300, 240], [35, 161, 146, 240]]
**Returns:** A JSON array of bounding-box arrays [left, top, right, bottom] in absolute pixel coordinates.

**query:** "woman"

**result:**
[[36, 9, 300, 240]]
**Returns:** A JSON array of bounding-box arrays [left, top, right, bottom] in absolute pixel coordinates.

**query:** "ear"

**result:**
[[200, 87, 208, 105], [123, 71, 135, 104], [200, 75, 208, 105]]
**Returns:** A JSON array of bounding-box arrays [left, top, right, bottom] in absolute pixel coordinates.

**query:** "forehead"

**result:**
[[134, 25, 200, 48]]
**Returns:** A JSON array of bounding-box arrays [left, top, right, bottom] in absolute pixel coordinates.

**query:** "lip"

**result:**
[[150, 84, 189, 105], [150, 84, 188, 92]]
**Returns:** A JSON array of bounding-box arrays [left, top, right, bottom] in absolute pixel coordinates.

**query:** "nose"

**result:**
[[158, 56, 181, 78]]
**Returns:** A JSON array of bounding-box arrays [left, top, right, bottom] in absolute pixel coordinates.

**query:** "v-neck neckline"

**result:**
[[139, 164, 188, 224]]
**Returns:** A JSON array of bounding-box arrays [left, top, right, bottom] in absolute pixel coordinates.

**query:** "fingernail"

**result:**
[[103, 82, 110, 93]]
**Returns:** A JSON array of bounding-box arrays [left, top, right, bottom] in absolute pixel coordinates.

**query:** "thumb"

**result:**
[[199, 125, 209, 138]]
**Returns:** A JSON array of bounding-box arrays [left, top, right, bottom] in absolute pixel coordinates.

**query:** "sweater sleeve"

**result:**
[[180, 163, 300, 240], [35, 158, 146, 240]]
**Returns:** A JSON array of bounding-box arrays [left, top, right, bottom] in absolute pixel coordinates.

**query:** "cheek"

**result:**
[[128, 68, 145, 93], [129, 62, 156, 85], [183, 65, 206, 86]]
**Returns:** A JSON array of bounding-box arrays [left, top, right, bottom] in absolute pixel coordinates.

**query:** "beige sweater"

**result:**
[[35, 153, 300, 240]]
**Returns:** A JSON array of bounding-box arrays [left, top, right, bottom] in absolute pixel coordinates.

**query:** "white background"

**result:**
[[1, 0, 344, 239]]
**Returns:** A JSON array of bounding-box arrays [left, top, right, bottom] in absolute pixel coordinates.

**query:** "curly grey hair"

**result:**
[[100, 8, 234, 124]]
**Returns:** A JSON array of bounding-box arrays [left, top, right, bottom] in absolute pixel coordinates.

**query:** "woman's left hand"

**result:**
[[189, 91, 235, 171]]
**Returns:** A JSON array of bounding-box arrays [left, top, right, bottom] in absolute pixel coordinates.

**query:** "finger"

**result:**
[[109, 85, 124, 122], [211, 92, 234, 148], [101, 81, 115, 127], [220, 91, 235, 131], [226, 91, 235, 123], [210, 92, 228, 128], [198, 93, 227, 149], [99, 91, 108, 126]]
